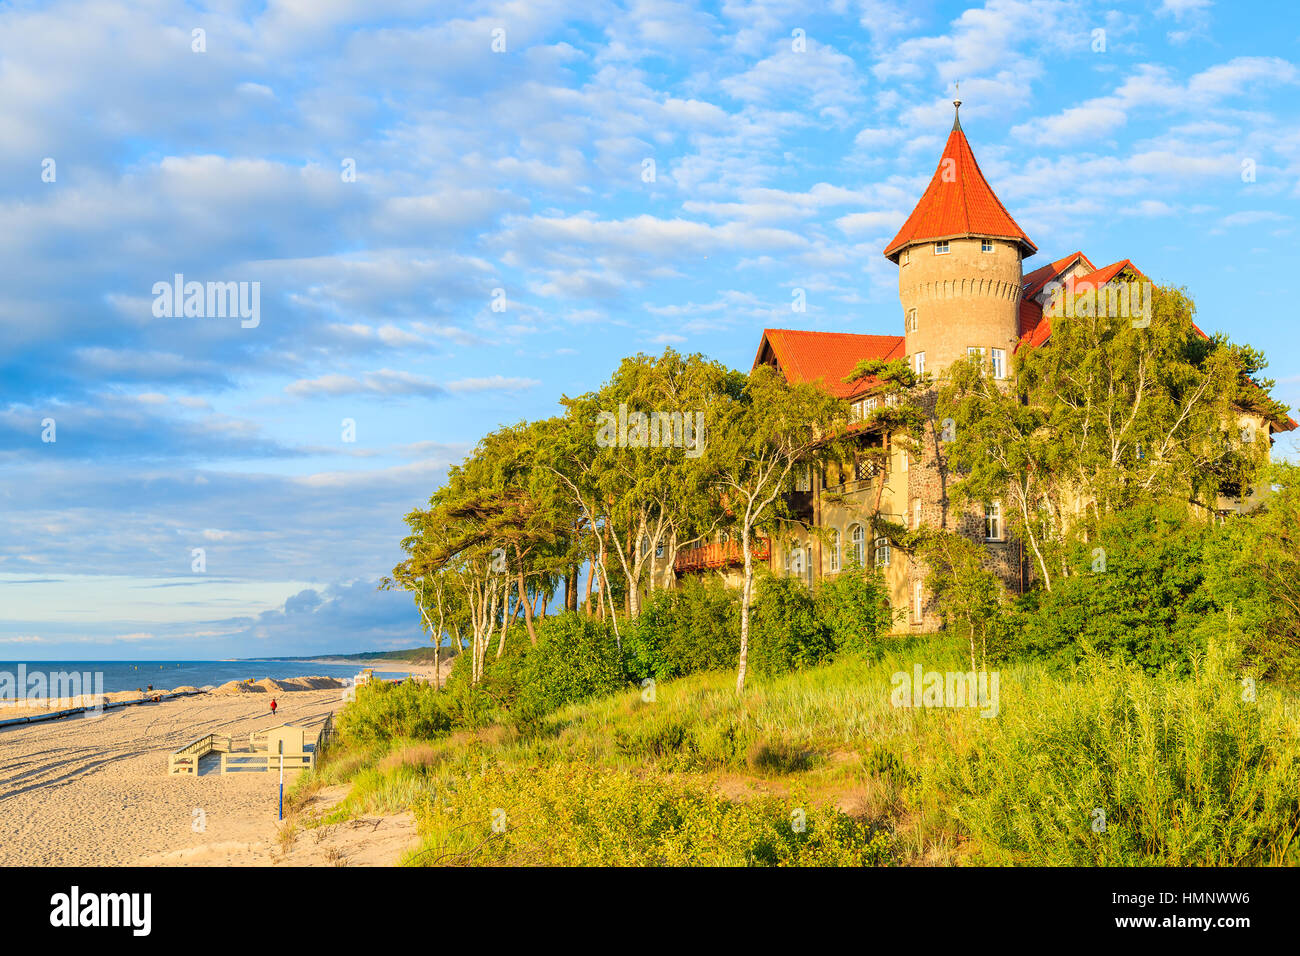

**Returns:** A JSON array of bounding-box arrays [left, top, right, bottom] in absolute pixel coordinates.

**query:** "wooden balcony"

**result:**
[[674, 538, 770, 574], [784, 489, 814, 522]]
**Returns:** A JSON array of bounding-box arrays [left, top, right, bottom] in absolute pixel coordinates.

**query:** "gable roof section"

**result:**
[[1022, 250, 1096, 299], [1012, 259, 1294, 429], [754, 329, 905, 399], [1065, 259, 1142, 291], [1018, 259, 1153, 351], [883, 121, 1037, 261]]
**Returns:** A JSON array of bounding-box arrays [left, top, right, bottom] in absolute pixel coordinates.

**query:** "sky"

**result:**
[[1, 0, 1298, 660]]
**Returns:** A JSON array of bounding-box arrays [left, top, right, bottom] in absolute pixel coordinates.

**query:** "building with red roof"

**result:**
[[675, 101, 1294, 628]]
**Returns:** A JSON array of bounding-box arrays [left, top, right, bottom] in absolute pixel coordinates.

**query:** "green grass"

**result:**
[[295, 635, 1300, 866]]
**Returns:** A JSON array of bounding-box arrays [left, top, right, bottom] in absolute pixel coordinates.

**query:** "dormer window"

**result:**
[[935, 241, 950, 255], [981, 239, 994, 253]]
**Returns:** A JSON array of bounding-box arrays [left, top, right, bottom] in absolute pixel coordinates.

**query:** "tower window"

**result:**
[[907, 308, 917, 332], [914, 351, 926, 375], [991, 348, 1006, 379], [981, 239, 994, 253], [901, 249, 910, 265], [913, 581, 924, 622], [935, 241, 950, 255], [967, 346, 985, 368]]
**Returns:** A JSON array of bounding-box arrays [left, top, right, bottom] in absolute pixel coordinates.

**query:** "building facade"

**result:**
[[660, 102, 1295, 630]]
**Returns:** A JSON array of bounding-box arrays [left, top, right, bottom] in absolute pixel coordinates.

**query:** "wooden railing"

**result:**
[[168, 733, 232, 775], [220, 751, 314, 773], [674, 538, 770, 573]]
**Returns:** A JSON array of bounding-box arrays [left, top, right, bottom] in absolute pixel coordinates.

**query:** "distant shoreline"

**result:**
[[301, 657, 444, 679]]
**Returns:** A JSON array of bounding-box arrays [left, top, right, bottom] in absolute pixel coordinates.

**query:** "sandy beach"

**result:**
[[0, 683, 417, 866], [305, 657, 449, 682]]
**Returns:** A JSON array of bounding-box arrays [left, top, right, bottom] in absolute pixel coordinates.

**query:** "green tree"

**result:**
[[705, 363, 850, 694]]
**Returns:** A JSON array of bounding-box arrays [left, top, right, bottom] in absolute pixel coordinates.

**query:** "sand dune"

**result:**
[[0, 686, 409, 866], [212, 676, 346, 695]]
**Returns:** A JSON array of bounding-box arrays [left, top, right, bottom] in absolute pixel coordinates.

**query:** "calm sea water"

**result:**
[[0, 660, 415, 695]]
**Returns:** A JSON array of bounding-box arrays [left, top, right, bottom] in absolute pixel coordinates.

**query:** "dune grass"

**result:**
[[292, 635, 1300, 866]]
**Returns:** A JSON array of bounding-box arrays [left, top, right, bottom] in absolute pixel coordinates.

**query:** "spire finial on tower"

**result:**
[[953, 82, 962, 131]]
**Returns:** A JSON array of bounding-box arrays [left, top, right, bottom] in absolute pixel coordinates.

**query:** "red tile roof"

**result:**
[[754, 329, 905, 399], [1018, 297, 1043, 338], [1022, 251, 1095, 299], [883, 118, 1036, 261], [1017, 258, 1220, 351], [1065, 259, 1143, 291]]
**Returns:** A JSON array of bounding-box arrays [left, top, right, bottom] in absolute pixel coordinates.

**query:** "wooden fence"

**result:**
[[169, 716, 334, 776]]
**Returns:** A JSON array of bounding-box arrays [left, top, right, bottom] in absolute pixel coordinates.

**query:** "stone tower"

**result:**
[[883, 101, 1036, 379], [883, 102, 1037, 625]]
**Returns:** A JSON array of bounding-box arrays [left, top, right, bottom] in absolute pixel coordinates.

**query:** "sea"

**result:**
[[0, 660, 415, 695]]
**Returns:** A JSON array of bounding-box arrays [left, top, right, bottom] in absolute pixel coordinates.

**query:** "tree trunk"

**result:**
[[737, 528, 754, 696], [518, 570, 537, 645], [583, 557, 595, 615]]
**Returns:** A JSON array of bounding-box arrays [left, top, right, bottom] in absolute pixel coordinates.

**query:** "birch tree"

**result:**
[[705, 364, 849, 695]]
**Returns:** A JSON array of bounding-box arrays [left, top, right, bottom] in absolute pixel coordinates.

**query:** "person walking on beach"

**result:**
[[270, 698, 278, 717]]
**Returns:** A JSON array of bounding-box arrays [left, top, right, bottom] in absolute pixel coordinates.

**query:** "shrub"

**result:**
[[511, 612, 628, 720], [335, 678, 454, 744], [748, 574, 835, 676], [814, 563, 893, 657], [940, 641, 1300, 865], [1016, 502, 1214, 674], [625, 577, 740, 681], [1197, 463, 1300, 682], [408, 760, 893, 866]]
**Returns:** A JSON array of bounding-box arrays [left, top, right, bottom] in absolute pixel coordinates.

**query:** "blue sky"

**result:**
[[2, 0, 1297, 659]]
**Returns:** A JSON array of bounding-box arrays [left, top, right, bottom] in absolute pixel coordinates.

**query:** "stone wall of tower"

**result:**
[[899, 237, 1023, 377]]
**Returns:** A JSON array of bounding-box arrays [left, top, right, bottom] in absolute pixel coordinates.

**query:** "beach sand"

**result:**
[[305, 658, 449, 682], [0, 685, 418, 866]]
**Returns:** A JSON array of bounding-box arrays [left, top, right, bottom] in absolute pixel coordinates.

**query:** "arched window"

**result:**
[[849, 525, 865, 568], [873, 535, 891, 568], [828, 530, 841, 572]]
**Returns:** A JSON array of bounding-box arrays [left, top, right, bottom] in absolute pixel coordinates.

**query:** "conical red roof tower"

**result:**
[[883, 104, 1036, 262]]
